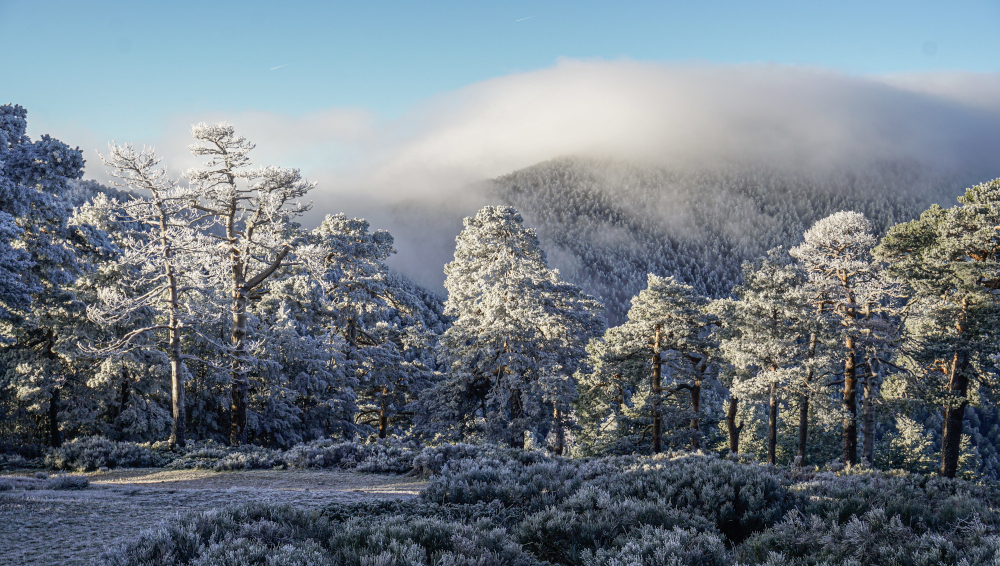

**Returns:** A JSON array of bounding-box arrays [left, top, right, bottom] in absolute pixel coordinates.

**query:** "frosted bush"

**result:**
[[0, 452, 27, 470], [46, 474, 89, 490], [581, 525, 731, 566], [354, 439, 421, 473], [282, 439, 364, 469], [739, 508, 1000, 565], [211, 446, 285, 471], [793, 471, 1000, 529], [46, 436, 169, 471], [97, 502, 544, 566]]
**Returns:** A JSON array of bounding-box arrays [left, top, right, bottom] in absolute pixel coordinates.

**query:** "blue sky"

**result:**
[[5, 0, 1000, 285], [3, 0, 999, 144]]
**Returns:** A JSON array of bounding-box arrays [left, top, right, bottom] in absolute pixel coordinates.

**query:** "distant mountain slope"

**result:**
[[491, 157, 979, 324]]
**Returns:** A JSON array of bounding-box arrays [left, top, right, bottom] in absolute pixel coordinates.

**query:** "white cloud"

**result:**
[[65, 59, 1000, 288]]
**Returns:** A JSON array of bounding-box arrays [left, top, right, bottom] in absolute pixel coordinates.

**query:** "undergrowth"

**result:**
[[96, 447, 1000, 566]]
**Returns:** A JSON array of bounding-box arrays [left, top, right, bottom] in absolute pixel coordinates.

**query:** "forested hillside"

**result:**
[[492, 157, 975, 323]]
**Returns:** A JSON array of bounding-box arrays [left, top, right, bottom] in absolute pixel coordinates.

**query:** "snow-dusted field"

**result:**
[[0, 469, 425, 566]]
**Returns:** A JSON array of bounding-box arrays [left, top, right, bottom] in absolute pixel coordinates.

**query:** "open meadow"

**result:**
[[0, 469, 424, 566]]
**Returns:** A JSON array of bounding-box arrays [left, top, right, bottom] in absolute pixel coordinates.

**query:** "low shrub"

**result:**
[[46, 437, 169, 471], [738, 508, 1000, 566], [581, 525, 731, 566], [47, 474, 89, 490], [793, 469, 1000, 531], [423, 453, 797, 545], [98, 502, 544, 566], [282, 440, 364, 469], [354, 439, 420, 473], [0, 453, 28, 470]]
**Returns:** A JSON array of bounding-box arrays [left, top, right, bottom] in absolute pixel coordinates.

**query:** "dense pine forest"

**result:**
[[5, 102, 1000, 565]]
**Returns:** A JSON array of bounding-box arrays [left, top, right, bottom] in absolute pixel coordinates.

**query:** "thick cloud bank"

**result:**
[[82, 60, 1000, 289]]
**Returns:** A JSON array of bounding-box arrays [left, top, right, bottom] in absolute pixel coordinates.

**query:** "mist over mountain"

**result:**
[[490, 156, 981, 324]]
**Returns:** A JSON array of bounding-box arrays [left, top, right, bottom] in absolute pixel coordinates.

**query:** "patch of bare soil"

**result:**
[[0, 469, 425, 566]]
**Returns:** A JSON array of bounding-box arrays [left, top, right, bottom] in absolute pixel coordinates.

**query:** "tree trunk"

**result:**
[[49, 385, 61, 448], [940, 350, 970, 478], [843, 335, 858, 466], [798, 331, 816, 466], [797, 393, 808, 466], [230, 291, 249, 446], [158, 197, 186, 450], [767, 381, 778, 465], [114, 368, 132, 421], [44, 328, 62, 448], [689, 379, 701, 449], [651, 324, 662, 454], [168, 312, 186, 449], [378, 388, 389, 439], [862, 364, 876, 466], [726, 397, 741, 454], [553, 406, 565, 455], [509, 386, 524, 449]]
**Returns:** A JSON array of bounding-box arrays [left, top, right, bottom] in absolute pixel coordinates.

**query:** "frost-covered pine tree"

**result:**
[[301, 214, 442, 439], [431, 206, 603, 448], [0, 104, 109, 447], [790, 211, 885, 467], [577, 274, 715, 455], [84, 143, 216, 448], [713, 252, 835, 465], [182, 123, 314, 445], [876, 179, 1000, 478]]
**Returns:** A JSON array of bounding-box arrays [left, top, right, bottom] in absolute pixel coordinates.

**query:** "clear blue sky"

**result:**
[[3, 0, 999, 147]]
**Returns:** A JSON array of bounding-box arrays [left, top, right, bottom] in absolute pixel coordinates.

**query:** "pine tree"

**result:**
[[182, 123, 314, 445], [577, 274, 715, 454], [790, 211, 884, 466], [85, 143, 215, 448], [0, 104, 104, 447], [876, 180, 1000, 478], [302, 214, 442, 439], [431, 206, 603, 448], [714, 252, 835, 465]]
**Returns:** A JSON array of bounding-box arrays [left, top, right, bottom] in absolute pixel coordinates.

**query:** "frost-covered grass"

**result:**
[[95, 447, 1000, 566], [0, 467, 425, 566]]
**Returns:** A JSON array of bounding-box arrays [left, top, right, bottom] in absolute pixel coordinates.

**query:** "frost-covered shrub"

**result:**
[[587, 456, 797, 543], [97, 502, 544, 566], [322, 499, 522, 530], [739, 508, 1000, 566], [282, 440, 365, 469], [517, 489, 715, 565], [161, 441, 285, 471], [424, 453, 796, 545], [0, 479, 12, 491], [46, 437, 169, 471], [46, 474, 89, 490], [354, 439, 420, 473], [411, 443, 486, 476], [211, 446, 285, 471], [422, 457, 592, 511], [0, 453, 27, 470], [162, 445, 231, 470], [98, 504, 335, 566], [794, 470, 1000, 530], [281, 438, 419, 473], [581, 525, 731, 566], [326, 514, 544, 566], [411, 443, 555, 476]]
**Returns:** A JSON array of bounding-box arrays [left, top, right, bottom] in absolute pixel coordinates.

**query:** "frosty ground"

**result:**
[[0, 469, 425, 566]]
